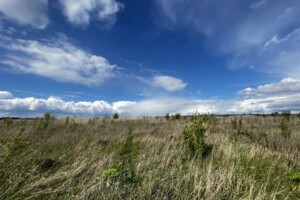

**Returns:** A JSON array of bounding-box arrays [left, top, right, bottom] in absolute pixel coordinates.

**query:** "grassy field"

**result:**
[[0, 114, 300, 199]]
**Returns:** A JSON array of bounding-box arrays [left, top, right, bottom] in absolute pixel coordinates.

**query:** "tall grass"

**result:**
[[0, 115, 299, 199]]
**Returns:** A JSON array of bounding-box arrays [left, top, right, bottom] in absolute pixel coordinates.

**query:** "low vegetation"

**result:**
[[0, 114, 300, 199]]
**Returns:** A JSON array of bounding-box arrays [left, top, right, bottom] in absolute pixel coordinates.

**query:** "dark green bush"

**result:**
[[113, 113, 119, 119]]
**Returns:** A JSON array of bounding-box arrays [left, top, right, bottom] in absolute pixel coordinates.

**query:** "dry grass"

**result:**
[[0, 115, 300, 199]]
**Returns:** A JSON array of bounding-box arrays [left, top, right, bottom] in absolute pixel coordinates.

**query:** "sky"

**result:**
[[0, 0, 300, 117]]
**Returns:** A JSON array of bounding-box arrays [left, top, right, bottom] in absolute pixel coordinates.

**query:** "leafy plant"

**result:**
[[102, 167, 119, 178], [292, 172, 300, 183]]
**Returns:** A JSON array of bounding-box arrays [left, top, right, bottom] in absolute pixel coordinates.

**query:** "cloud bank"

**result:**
[[1, 78, 300, 117]]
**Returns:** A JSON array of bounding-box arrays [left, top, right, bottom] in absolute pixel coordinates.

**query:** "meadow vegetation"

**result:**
[[0, 114, 300, 199]]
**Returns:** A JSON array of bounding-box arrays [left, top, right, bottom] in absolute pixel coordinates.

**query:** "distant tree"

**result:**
[[174, 113, 181, 120], [113, 113, 119, 119], [165, 113, 170, 120]]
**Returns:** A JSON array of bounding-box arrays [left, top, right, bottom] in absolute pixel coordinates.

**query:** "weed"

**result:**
[[36, 112, 55, 130]]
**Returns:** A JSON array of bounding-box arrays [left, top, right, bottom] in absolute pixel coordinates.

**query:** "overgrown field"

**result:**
[[0, 114, 300, 199]]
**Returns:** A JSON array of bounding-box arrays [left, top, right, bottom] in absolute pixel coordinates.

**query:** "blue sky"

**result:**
[[0, 0, 300, 117]]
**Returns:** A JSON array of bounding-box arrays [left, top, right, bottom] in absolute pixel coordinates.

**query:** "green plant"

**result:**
[[36, 112, 55, 130], [280, 118, 292, 139], [183, 114, 208, 156], [113, 112, 119, 119], [3, 118, 13, 129], [292, 172, 300, 183]]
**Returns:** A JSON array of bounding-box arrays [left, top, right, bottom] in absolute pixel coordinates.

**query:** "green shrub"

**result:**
[[183, 114, 208, 156]]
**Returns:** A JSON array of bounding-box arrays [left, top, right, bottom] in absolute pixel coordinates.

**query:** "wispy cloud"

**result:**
[[0, 0, 49, 29], [155, 0, 300, 78], [58, 0, 123, 27], [0, 34, 118, 86]]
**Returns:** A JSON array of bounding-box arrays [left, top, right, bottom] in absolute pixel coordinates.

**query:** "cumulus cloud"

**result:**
[[0, 34, 118, 86], [155, 0, 300, 78], [239, 78, 300, 97], [229, 78, 300, 113], [152, 75, 187, 92], [1, 78, 300, 117], [0, 91, 219, 117], [0, 91, 13, 99], [58, 0, 123, 27], [0, 95, 113, 117], [0, 0, 49, 29]]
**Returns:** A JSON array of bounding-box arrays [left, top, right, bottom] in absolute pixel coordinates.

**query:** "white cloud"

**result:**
[[0, 0, 49, 29], [230, 78, 300, 113], [0, 91, 219, 117], [239, 78, 300, 96], [0, 95, 113, 117], [58, 0, 123, 27], [112, 98, 218, 116], [1, 78, 300, 117], [0, 91, 13, 99], [0, 34, 118, 86], [152, 75, 187, 92]]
